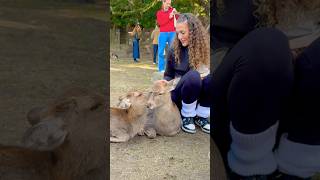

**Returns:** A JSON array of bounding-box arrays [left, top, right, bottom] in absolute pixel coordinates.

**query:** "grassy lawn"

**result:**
[[110, 57, 157, 105]]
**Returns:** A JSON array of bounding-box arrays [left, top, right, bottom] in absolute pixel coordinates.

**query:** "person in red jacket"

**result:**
[[156, 0, 179, 72]]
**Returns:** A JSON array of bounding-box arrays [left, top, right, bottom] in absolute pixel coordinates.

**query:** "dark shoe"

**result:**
[[195, 116, 210, 134], [228, 171, 270, 180], [181, 116, 196, 134], [271, 171, 312, 180]]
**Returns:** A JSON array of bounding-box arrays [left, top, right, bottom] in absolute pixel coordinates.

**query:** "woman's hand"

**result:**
[[291, 47, 305, 61], [172, 8, 178, 14], [289, 30, 320, 49], [169, 8, 178, 19]]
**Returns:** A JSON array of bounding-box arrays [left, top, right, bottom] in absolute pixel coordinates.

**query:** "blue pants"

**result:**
[[132, 38, 140, 61], [158, 32, 176, 72], [153, 44, 158, 63]]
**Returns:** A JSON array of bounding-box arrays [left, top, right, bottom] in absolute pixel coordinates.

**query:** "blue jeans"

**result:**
[[158, 31, 176, 72]]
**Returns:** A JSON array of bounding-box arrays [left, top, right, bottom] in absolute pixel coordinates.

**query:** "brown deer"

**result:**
[[143, 79, 181, 138], [0, 87, 107, 180], [110, 91, 150, 142]]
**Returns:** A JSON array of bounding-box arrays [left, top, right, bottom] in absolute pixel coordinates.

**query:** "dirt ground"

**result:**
[[0, 2, 107, 147], [110, 56, 210, 180]]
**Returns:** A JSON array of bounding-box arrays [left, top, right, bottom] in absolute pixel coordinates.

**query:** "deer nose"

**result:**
[[146, 102, 153, 109]]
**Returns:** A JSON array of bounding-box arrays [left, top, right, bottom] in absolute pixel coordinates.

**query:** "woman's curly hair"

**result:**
[[172, 13, 210, 70]]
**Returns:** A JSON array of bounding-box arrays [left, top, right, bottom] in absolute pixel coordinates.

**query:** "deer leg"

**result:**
[[144, 128, 157, 139], [137, 129, 145, 136], [110, 134, 130, 142]]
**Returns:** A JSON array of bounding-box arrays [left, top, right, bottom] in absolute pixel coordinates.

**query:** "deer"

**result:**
[[143, 79, 181, 138], [0, 87, 107, 180], [110, 91, 150, 142]]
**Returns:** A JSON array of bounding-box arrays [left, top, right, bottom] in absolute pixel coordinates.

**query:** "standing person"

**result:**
[[164, 13, 211, 134], [156, 0, 179, 72], [211, 0, 320, 179], [129, 23, 142, 63], [151, 24, 160, 64]]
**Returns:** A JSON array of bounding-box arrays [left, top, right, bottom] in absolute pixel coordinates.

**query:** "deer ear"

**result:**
[[117, 98, 132, 109], [27, 106, 49, 126], [54, 98, 76, 112], [133, 91, 142, 97], [22, 118, 67, 151], [73, 95, 104, 111], [167, 79, 176, 92]]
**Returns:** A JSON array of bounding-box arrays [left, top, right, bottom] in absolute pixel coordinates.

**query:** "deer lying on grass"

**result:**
[[143, 79, 181, 138], [114, 80, 181, 139], [0, 87, 107, 180], [113, 86, 228, 179], [110, 91, 150, 142]]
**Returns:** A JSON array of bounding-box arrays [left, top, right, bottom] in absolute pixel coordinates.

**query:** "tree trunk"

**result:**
[[119, 27, 128, 45]]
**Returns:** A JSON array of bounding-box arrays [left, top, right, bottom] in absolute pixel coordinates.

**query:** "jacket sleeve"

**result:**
[[164, 49, 175, 81]]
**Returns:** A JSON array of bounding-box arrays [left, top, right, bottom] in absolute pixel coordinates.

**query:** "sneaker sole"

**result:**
[[181, 126, 196, 134], [195, 121, 210, 134]]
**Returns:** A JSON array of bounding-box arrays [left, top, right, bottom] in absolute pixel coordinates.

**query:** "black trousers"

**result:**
[[211, 28, 295, 161], [285, 37, 320, 145], [171, 70, 212, 110]]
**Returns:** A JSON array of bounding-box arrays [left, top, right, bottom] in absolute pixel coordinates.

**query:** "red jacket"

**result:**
[[156, 7, 179, 32]]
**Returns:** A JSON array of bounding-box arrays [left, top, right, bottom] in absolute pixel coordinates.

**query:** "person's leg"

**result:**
[[133, 40, 139, 62], [275, 37, 320, 179], [153, 44, 157, 64], [211, 28, 294, 177], [195, 74, 212, 134], [158, 32, 168, 72], [168, 31, 176, 47], [171, 70, 202, 133], [136, 41, 140, 60], [155, 44, 158, 63], [132, 41, 136, 62], [162, 32, 176, 69]]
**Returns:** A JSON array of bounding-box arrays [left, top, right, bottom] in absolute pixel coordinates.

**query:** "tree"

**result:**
[[110, 0, 209, 29]]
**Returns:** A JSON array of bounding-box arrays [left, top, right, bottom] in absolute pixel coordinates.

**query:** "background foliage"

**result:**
[[111, 0, 209, 29]]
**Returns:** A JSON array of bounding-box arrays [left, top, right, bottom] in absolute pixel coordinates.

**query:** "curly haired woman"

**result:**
[[211, 0, 320, 179], [164, 13, 211, 134]]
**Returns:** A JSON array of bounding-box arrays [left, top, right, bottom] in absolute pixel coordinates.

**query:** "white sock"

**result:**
[[275, 133, 320, 178], [181, 100, 197, 117], [228, 121, 279, 176], [196, 105, 210, 118]]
